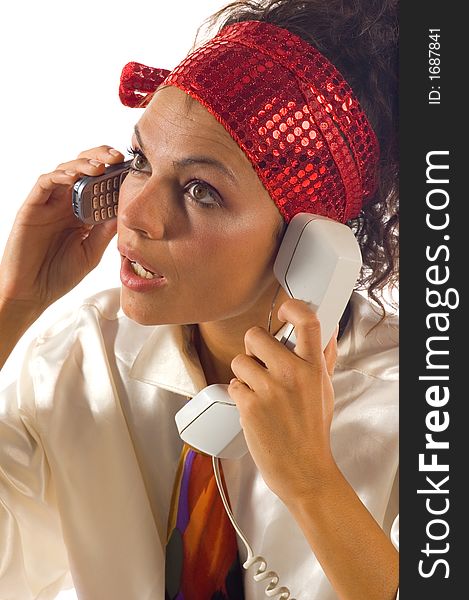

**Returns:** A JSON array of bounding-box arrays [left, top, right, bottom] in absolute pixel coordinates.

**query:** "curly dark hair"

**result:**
[[186, 0, 399, 320]]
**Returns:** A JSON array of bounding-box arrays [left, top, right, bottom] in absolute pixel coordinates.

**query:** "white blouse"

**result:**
[[0, 287, 399, 599]]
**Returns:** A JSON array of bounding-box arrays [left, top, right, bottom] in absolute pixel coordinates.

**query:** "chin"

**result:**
[[119, 289, 163, 326], [125, 311, 160, 326], [120, 287, 196, 326]]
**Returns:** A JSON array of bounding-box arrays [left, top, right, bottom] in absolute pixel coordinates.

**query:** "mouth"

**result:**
[[118, 245, 163, 279], [128, 260, 160, 280]]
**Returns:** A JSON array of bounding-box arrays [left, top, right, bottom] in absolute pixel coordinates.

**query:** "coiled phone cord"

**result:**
[[212, 456, 296, 600], [211, 283, 295, 598]]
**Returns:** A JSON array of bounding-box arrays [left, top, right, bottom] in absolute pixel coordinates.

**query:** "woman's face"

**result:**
[[117, 85, 284, 326]]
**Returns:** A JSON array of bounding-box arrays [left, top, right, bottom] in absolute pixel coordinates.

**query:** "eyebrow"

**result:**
[[133, 124, 239, 185]]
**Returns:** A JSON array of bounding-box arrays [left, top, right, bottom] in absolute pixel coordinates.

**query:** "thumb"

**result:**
[[324, 324, 339, 378]]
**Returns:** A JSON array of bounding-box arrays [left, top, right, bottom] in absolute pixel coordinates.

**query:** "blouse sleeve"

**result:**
[[0, 343, 72, 599]]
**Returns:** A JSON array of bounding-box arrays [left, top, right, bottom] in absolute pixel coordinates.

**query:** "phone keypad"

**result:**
[[92, 175, 121, 222]]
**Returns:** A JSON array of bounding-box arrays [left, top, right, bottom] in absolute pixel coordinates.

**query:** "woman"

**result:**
[[0, 1, 399, 599]]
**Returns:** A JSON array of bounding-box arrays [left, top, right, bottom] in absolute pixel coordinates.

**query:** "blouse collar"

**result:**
[[127, 299, 355, 397]]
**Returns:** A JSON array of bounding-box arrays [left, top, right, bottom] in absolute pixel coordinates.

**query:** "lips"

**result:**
[[118, 244, 163, 277]]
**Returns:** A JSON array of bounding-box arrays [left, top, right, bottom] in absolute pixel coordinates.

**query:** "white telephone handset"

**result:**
[[175, 213, 362, 459]]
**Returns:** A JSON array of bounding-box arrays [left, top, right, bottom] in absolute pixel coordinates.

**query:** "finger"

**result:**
[[55, 157, 108, 173], [227, 377, 255, 422], [277, 298, 322, 364], [231, 352, 267, 390], [57, 145, 126, 171], [243, 325, 292, 371], [25, 170, 80, 206], [75, 145, 124, 162], [24, 159, 108, 208], [228, 377, 253, 397]]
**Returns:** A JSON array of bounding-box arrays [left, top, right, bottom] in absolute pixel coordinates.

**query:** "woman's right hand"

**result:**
[[0, 145, 125, 320]]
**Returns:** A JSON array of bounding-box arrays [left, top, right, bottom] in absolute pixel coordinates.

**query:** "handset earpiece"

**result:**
[[174, 213, 362, 459], [273, 213, 362, 351]]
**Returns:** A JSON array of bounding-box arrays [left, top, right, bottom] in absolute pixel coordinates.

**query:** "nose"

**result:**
[[117, 176, 168, 239]]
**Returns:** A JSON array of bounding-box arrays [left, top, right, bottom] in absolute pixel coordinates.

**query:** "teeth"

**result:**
[[130, 261, 158, 279]]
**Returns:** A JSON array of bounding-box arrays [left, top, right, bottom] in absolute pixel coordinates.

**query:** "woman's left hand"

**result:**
[[228, 297, 339, 504]]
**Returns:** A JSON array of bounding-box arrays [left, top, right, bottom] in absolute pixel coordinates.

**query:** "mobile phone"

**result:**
[[72, 159, 133, 224]]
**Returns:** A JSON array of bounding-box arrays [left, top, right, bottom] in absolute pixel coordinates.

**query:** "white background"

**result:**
[[0, 0, 227, 390], [0, 1, 230, 598], [0, 3, 398, 598]]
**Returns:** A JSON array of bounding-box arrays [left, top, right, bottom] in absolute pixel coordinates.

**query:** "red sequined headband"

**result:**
[[119, 20, 379, 223]]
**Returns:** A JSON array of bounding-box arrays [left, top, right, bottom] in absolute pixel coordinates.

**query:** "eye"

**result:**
[[127, 146, 148, 173], [126, 146, 222, 209], [185, 181, 222, 209]]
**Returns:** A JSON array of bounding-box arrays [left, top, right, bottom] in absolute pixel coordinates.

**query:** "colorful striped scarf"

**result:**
[[165, 444, 245, 600]]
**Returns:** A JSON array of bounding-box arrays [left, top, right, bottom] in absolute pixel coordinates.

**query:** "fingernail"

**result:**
[[64, 169, 77, 176], [89, 159, 102, 167], [108, 148, 120, 156]]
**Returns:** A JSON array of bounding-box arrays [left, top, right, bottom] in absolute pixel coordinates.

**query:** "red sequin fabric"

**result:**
[[119, 20, 379, 223]]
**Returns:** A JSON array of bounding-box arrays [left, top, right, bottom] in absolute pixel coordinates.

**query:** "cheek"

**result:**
[[176, 217, 277, 289]]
